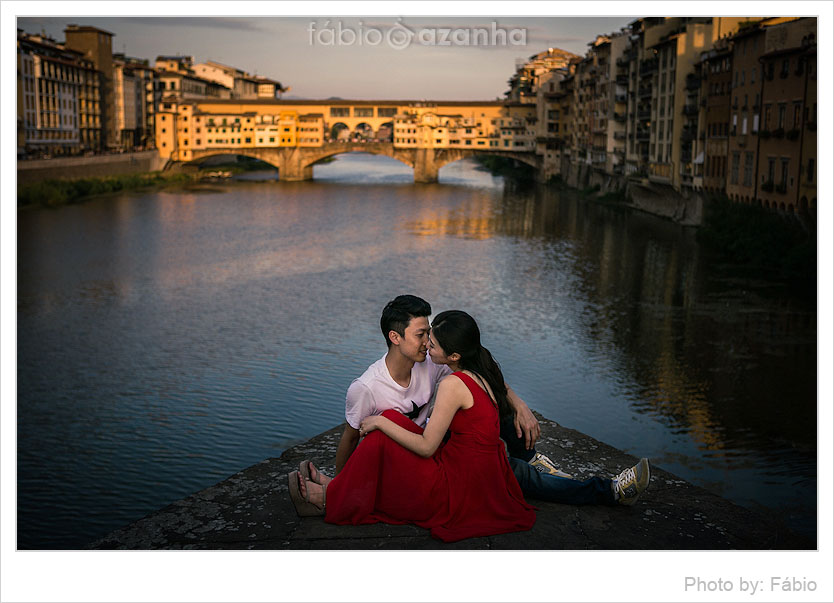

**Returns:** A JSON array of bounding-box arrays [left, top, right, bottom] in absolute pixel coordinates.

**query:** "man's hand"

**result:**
[[513, 402, 541, 450], [505, 384, 540, 450]]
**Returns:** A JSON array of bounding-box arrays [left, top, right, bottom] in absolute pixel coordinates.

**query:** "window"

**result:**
[[743, 152, 753, 186], [807, 158, 815, 183], [730, 152, 740, 184], [780, 158, 789, 186], [751, 67, 756, 83], [330, 107, 349, 117], [777, 104, 786, 129]]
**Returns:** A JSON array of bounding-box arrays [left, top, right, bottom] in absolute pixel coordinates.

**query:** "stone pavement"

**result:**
[[90, 413, 813, 550]]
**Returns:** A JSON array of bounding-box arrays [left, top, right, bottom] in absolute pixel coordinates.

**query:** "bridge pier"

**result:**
[[413, 148, 439, 183], [279, 163, 313, 181]]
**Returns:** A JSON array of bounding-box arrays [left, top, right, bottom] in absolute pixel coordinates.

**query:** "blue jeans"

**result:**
[[500, 414, 535, 462], [508, 457, 617, 506]]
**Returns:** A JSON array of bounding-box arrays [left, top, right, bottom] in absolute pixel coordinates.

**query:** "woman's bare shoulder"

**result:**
[[437, 373, 468, 392]]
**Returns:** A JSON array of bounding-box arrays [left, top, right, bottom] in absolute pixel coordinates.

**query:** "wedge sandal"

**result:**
[[287, 470, 326, 517]]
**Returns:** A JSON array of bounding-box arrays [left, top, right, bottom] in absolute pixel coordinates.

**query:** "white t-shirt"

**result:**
[[345, 353, 452, 429]]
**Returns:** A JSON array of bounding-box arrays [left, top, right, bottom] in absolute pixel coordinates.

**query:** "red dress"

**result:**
[[325, 372, 536, 542]]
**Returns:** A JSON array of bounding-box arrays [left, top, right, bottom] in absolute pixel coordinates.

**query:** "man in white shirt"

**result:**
[[334, 294, 552, 475]]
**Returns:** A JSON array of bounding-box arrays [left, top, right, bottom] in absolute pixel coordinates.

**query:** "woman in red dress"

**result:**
[[288, 310, 535, 543]]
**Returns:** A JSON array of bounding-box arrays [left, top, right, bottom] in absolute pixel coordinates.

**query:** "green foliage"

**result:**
[[18, 172, 193, 208], [697, 196, 816, 283]]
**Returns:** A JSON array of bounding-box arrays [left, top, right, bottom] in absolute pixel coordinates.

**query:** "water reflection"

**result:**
[[406, 178, 815, 474]]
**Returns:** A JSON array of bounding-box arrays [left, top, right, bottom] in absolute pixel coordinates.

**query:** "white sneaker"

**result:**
[[612, 458, 651, 506], [529, 452, 573, 479]]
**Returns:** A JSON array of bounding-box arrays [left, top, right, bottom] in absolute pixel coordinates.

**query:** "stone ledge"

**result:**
[[90, 413, 814, 550]]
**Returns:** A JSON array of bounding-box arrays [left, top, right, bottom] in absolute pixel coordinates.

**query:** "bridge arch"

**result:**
[[299, 143, 415, 171], [182, 151, 280, 171], [352, 122, 374, 140], [330, 122, 350, 141], [432, 149, 541, 172], [376, 121, 394, 141]]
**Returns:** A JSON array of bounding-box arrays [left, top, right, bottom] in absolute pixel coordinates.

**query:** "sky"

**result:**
[[16, 15, 639, 100]]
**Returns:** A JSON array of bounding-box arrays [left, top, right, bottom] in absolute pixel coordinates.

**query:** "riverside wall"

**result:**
[[17, 151, 167, 187], [561, 160, 705, 226]]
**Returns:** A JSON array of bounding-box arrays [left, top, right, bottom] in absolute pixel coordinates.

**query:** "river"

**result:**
[[16, 154, 817, 549]]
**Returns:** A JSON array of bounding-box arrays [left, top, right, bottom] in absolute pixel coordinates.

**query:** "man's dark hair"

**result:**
[[380, 295, 432, 347]]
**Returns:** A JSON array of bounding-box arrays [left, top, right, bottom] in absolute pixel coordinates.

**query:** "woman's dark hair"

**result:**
[[430, 310, 513, 420], [380, 295, 432, 347]]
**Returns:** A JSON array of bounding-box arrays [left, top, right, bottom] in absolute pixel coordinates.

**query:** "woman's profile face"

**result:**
[[428, 331, 452, 365]]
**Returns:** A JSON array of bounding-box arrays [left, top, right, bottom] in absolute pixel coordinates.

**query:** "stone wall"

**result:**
[[17, 151, 166, 186], [626, 180, 704, 226], [559, 160, 705, 226]]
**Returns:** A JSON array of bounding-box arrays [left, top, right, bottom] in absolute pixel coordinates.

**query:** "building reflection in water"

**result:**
[[403, 180, 816, 462]]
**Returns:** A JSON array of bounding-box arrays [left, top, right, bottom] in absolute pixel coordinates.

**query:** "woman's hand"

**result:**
[[359, 415, 383, 438]]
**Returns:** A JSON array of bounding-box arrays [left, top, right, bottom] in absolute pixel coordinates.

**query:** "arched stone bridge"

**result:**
[[177, 141, 540, 182]]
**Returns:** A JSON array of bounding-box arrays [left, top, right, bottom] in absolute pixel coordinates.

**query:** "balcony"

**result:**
[[683, 104, 699, 116], [638, 86, 652, 98], [614, 131, 626, 140], [636, 130, 650, 141], [637, 109, 651, 120], [761, 180, 774, 192], [614, 112, 626, 122], [685, 75, 701, 90], [615, 94, 628, 103], [616, 75, 629, 85]]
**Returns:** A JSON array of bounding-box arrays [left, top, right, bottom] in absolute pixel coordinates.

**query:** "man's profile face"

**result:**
[[396, 316, 430, 363]]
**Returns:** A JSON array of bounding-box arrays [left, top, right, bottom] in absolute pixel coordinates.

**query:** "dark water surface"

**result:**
[[17, 154, 817, 549]]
